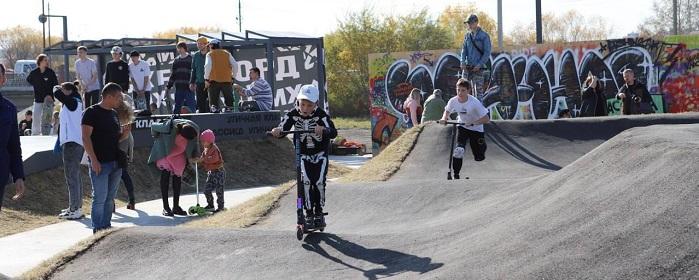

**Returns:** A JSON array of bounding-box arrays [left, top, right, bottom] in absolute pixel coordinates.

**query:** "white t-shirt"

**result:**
[[75, 58, 100, 91], [128, 60, 153, 91], [444, 95, 489, 132]]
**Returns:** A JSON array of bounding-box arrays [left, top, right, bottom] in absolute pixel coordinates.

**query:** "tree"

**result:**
[[0, 25, 59, 70], [325, 8, 452, 117], [639, 0, 699, 36], [506, 10, 613, 46], [437, 4, 498, 49], [152, 26, 220, 39]]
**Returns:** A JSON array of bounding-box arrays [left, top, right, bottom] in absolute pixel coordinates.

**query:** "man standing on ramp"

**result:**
[[439, 79, 490, 179]]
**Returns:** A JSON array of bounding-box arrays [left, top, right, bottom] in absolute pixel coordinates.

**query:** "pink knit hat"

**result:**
[[200, 129, 215, 143]]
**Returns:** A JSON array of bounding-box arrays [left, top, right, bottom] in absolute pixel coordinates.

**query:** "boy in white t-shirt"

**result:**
[[128, 50, 153, 111], [438, 78, 490, 179]]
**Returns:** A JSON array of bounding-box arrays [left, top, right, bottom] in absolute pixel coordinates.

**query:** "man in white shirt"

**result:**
[[128, 50, 153, 112], [75, 46, 101, 108], [439, 78, 490, 179]]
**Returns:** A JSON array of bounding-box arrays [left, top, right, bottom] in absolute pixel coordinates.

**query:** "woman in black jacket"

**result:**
[[580, 74, 608, 117], [26, 54, 58, 135]]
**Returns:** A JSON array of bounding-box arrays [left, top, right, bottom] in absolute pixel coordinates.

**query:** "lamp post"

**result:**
[[38, 11, 69, 80]]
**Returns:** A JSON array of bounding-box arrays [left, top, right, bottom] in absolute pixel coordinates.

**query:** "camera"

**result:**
[[633, 95, 641, 103]]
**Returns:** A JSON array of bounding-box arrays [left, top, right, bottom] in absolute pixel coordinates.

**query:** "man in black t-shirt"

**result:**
[[104, 46, 130, 93], [82, 82, 129, 233]]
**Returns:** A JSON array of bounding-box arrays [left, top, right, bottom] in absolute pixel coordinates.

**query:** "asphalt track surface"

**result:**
[[51, 114, 699, 280]]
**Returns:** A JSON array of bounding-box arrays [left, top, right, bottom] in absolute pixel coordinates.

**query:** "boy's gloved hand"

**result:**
[[314, 125, 326, 137], [270, 127, 282, 138]]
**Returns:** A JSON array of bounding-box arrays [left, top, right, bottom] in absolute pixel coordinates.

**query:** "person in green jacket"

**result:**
[[421, 89, 447, 123], [189, 37, 210, 113]]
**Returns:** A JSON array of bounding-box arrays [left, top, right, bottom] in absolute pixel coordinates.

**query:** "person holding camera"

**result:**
[[580, 73, 608, 117], [616, 69, 652, 115]]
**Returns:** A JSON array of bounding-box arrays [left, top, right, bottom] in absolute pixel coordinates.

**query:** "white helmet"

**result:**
[[297, 84, 319, 103]]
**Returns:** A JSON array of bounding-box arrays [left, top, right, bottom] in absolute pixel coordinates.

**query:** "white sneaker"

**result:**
[[64, 208, 84, 220], [58, 210, 70, 218]]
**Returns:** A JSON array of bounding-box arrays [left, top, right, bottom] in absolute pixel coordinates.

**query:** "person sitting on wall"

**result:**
[[18, 110, 33, 136], [234, 67, 273, 112]]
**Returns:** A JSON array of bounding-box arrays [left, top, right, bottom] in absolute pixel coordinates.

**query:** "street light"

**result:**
[[38, 12, 69, 80]]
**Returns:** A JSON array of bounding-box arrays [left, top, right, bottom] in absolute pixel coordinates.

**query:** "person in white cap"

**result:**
[[104, 46, 130, 96], [270, 84, 337, 228]]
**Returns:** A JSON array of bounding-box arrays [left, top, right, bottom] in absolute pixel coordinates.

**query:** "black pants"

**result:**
[[0, 175, 7, 211], [452, 126, 487, 176], [84, 90, 101, 108], [299, 151, 329, 214], [121, 167, 135, 204], [239, 101, 261, 112], [160, 170, 182, 210], [195, 83, 209, 113]]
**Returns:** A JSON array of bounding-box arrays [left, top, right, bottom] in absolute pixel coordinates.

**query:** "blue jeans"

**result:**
[[89, 161, 122, 230], [174, 88, 196, 114]]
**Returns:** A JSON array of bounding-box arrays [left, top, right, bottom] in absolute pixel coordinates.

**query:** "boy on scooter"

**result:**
[[438, 78, 490, 179], [270, 84, 337, 229]]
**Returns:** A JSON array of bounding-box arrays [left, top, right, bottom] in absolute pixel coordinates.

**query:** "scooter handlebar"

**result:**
[[266, 130, 315, 136]]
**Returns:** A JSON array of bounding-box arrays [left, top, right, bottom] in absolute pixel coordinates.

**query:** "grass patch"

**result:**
[[20, 228, 120, 280], [333, 117, 371, 130], [0, 138, 297, 238], [339, 124, 424, 183]]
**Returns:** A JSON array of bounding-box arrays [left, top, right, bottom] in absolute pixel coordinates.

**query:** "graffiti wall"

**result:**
[[368, 35, 699, 153]]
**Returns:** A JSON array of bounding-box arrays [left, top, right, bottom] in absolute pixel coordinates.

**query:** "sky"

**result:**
[[1, 0, 656, 42]]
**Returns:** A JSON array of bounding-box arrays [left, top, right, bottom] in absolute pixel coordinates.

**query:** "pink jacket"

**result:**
[[156, 135, 188, 176]]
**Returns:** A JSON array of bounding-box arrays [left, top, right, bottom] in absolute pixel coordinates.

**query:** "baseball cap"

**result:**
[[297, 84, 319, 103], [209, 39, 221, 45], [110, 46, 123, 54], [196, 37, 209, 44], [465, 14, 479, 24]]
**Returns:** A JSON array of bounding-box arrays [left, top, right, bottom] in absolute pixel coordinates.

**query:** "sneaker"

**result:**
[[126, 203, 135, 210], [162, 209, 174, 217], [454, 174, 460, 179], [214, 207, 225, 213], [203, 204, 215, 212], [315, 216, 326, 228], [64, 208, 84, 220], [172, 206, 187, 216], [58, 211, 70, 219]]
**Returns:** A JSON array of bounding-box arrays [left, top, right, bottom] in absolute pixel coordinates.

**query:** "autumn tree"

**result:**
[[325, 8, 452, 117], [639, 0, 699, 36], [0, 25, 60, 69], [152, 26, 221, 39], [437, 4, 497, 49], [506, 10, 613, 46]]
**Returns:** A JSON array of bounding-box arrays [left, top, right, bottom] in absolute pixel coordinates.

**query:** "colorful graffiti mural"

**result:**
[[368, 36, 699, 153]]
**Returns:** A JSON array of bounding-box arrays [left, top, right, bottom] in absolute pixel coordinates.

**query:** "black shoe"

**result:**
[[305, 216, 315, 228], [454, 174, 460, 179], [215, 205, 225, 212], [204, 204, 215, 211], [162, 208, 174, 216], [172, 206, 187, 216], [314, 215, 326, 228]]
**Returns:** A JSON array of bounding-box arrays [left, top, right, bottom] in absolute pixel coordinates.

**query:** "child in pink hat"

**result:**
[[192, 129, 225, 212]]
